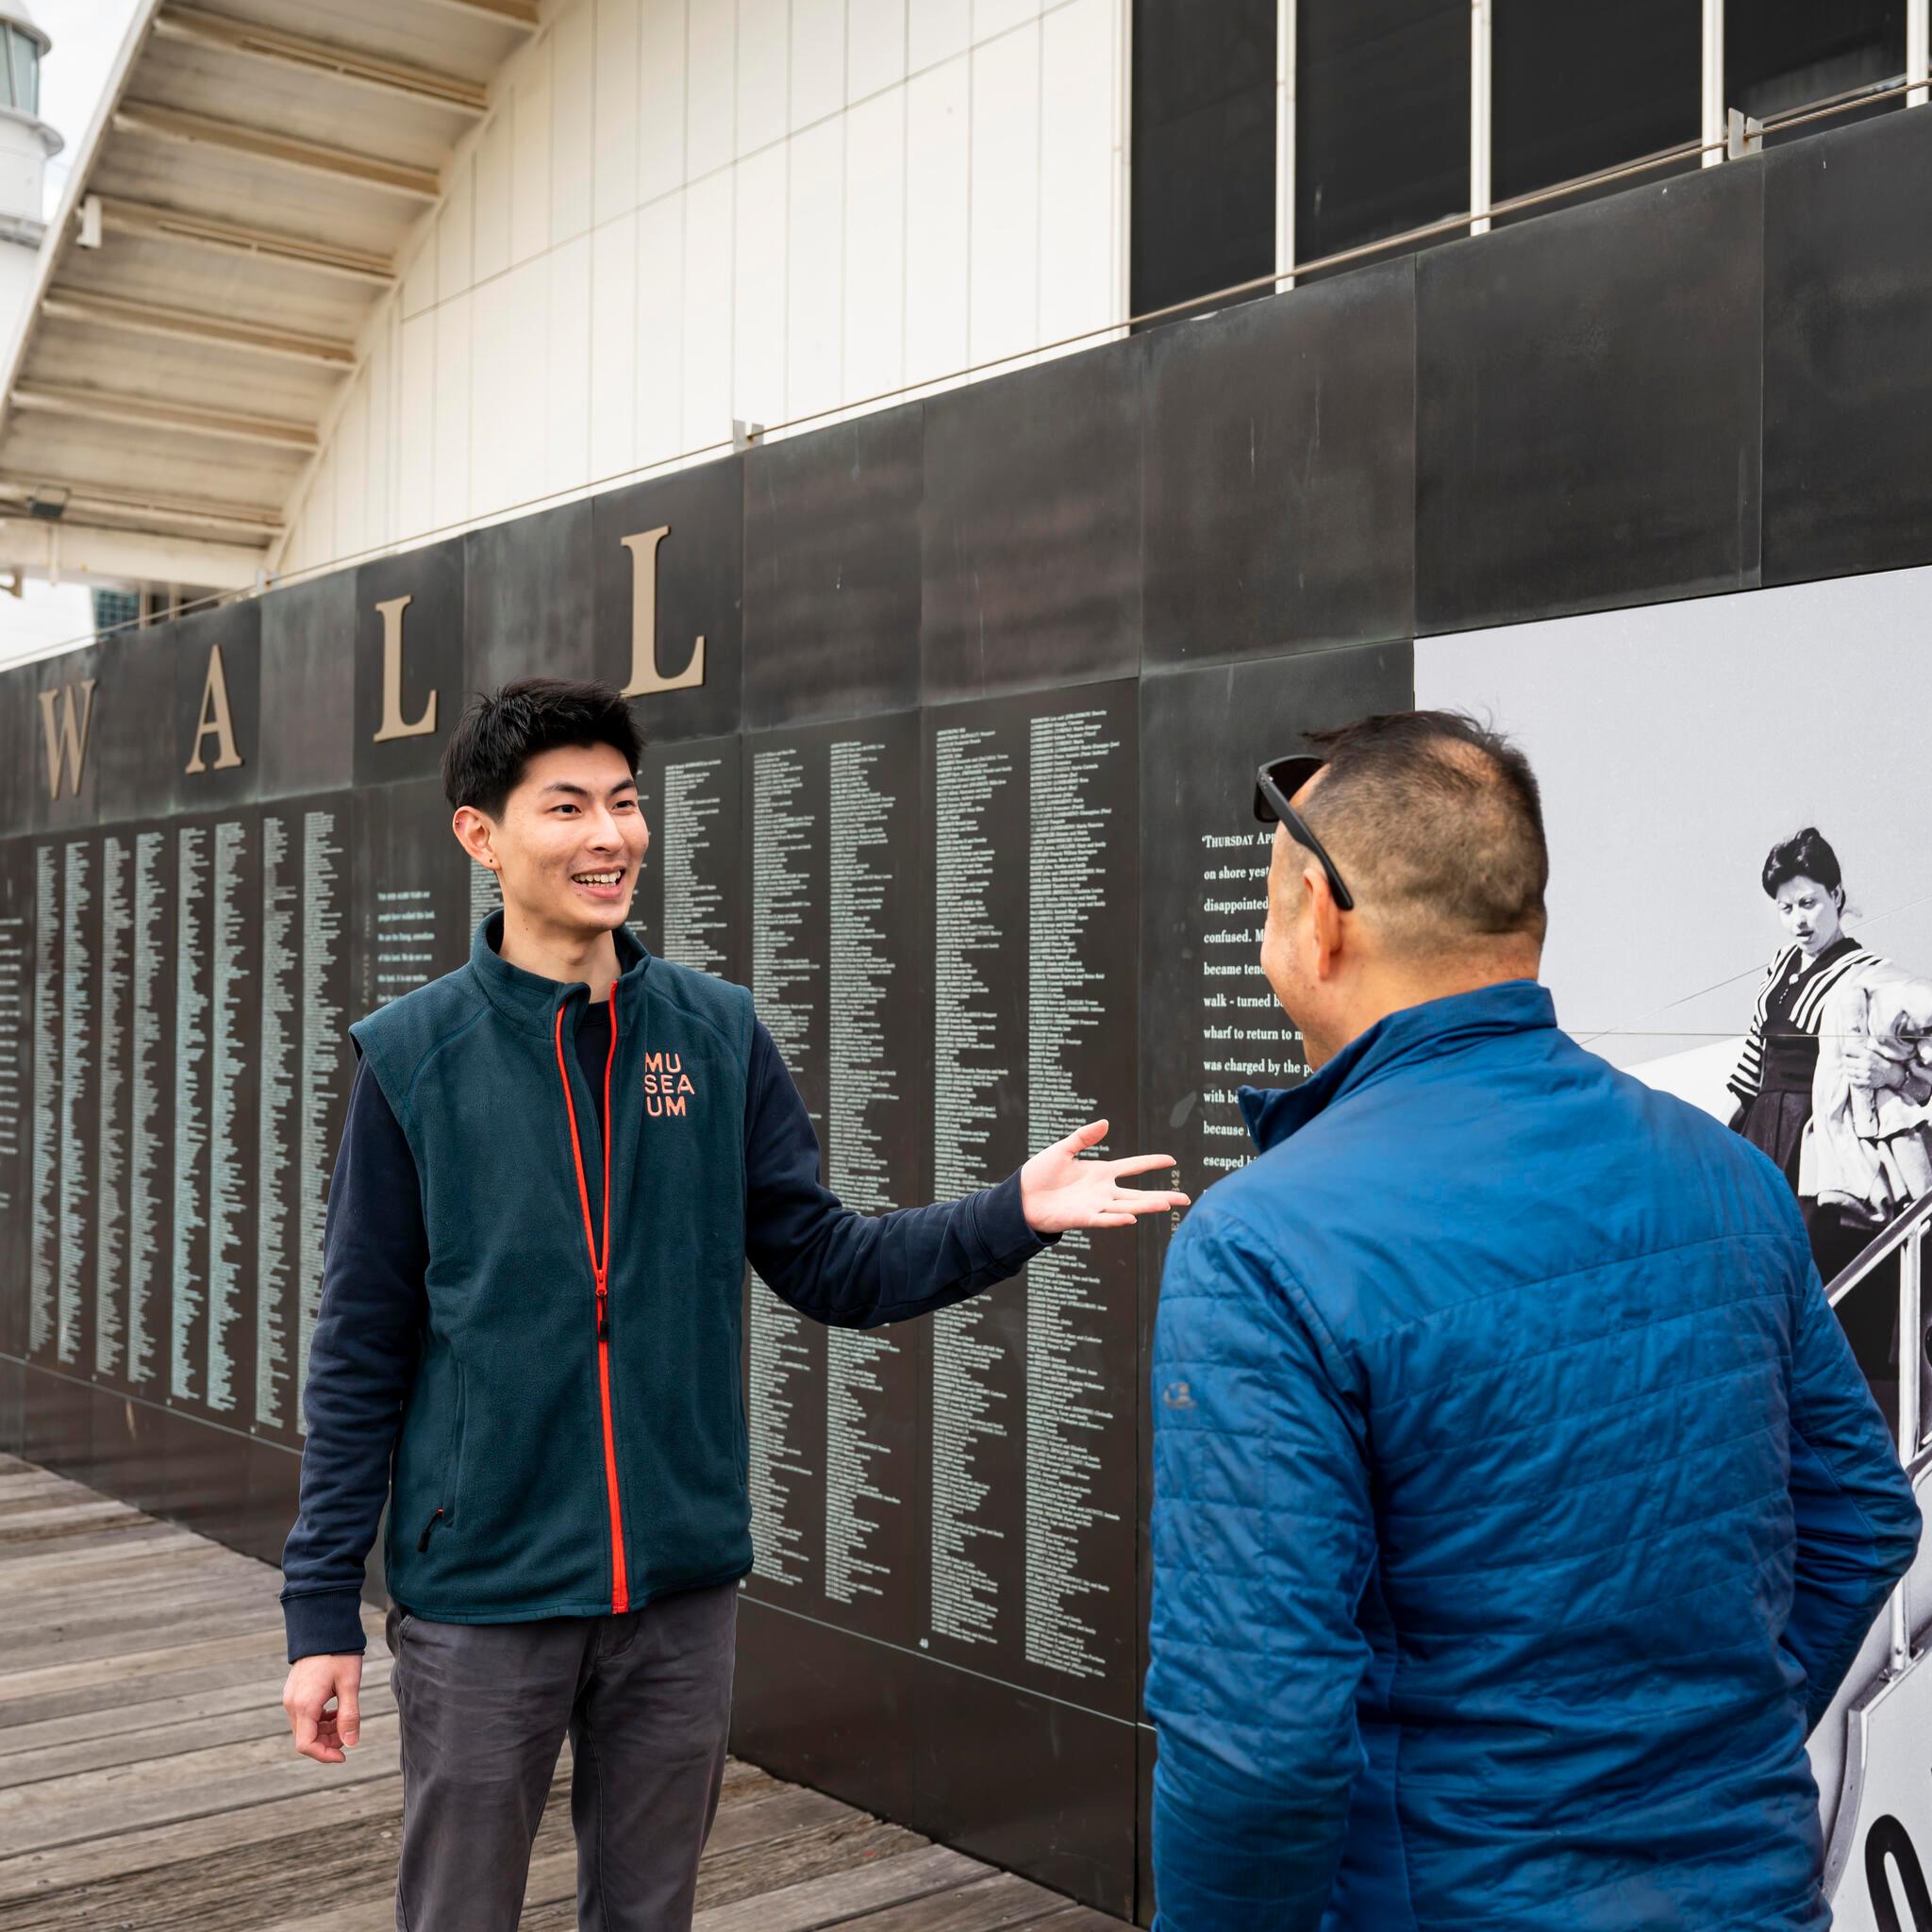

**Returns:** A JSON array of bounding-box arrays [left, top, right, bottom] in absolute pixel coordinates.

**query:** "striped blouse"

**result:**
[[1728, 936, 1878, 1104]]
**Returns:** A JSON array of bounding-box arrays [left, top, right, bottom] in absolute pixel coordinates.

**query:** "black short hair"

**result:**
[[1762, 826, 1843, 902], [441, 678, 642, 819], [1296, 708, 1549, 952]]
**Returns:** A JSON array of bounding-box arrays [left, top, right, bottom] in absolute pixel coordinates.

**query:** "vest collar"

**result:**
[[467, 909, 653, 1037], [1240, 979, 1556, 1154]]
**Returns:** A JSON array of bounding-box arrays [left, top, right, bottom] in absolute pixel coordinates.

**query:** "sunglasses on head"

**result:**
[[1253, 755, 1355, 912]]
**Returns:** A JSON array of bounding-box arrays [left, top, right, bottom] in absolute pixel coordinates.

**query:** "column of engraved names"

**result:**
[[745, 747, 817, 1589], [57, 841, 92, 1366], [657, 758, 730, 972], [296, 809, 344, 1430], [257, 815, 297, 1431], [929, 727, 1011, 1648], [1024, 711, 1119, 1681], [126, 833, 166, 1388], [1197, 828, 1306, 1174], [0, 896, 25, 1217], [94, 836, 130, 1377], [204, 820, 251, 1414], [824, 739, 901, 1608], [171, 825, 208, 1401], [28, 847, 56, 1353]]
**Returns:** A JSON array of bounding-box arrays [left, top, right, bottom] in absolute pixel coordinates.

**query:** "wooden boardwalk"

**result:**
[[0, 1454, 1131, 1932]]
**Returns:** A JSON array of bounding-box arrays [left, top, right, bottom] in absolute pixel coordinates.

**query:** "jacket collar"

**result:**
[[1240, 979, 1556, 1153], [467, 909, 653, 1038]]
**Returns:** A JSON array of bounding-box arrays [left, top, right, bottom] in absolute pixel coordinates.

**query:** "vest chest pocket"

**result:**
[[417, 1366, 470, 1552]]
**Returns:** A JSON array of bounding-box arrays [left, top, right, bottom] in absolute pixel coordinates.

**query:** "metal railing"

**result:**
[[1825, 1191, 1931, 1677]]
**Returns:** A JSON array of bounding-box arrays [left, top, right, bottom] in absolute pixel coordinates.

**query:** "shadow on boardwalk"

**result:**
[[0, 1453, 1130, 1932]]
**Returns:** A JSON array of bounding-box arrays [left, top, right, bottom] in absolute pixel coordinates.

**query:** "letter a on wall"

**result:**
[[372, 592, 439, 742], [620, 525, 706, 696], [185, 643, 244, 774], [39, 677, 96, 799]]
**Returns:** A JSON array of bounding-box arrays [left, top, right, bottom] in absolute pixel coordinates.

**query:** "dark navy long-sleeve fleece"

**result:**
[[282, 1007, 1046, 1659]]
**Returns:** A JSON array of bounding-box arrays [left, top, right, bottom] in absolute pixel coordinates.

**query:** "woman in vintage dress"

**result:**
[[1726, 827, 1875, 1191], [1730, 827, 1932, 1416]]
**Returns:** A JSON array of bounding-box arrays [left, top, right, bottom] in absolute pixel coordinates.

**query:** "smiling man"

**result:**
[[279, 678, 1186, 1932]]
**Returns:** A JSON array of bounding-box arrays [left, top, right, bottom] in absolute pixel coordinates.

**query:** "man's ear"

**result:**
[[1307, 866, 1346, 980], [453, 805, 498, 871]]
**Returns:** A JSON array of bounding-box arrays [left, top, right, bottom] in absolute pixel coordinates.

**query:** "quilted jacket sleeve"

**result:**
[[1145, 1201, 1376, 1932], [1783, 1255, 1923, 1730]]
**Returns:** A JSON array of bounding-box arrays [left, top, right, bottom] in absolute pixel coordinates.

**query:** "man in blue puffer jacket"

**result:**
[[1146, 710, 1922, 1931]]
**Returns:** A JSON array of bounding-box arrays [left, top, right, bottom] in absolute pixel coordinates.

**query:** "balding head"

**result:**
[[1259, 710, 1547, 1066]]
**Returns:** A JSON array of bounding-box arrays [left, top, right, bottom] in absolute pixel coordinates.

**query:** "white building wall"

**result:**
[[276, 0, 1129, 580]]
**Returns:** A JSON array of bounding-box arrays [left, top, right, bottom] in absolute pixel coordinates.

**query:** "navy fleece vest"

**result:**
[[350, 914, 755, 1623]]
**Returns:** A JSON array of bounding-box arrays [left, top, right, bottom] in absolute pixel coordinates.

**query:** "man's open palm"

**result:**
[[1020, 1120, 1190, 1233]]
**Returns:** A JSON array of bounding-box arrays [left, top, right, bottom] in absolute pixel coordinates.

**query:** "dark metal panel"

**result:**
[[121, 823, 175, 1407], [0, 664, 33, 839], [95, 623, 182, 826], [464, 499, 598, 691], [732, 1601, 918, 1825], [1416, 161, 1764, 633], [237, 1434, 303, 1569], [0, 1354, 21, 1456], [22, 1360, 93, 1486], [919, 681, 1142, 1707], [592, 455, 745, 744], [254, 793, 356, 1448], [174, 602, 263, 812], [911, 1662, 1140, 1918], [1764, 110, 1932, 586], [355, 538, 464, 792], [921, 344, 1145, 703], [737, 715, 929, 1654], [163, 807, 263, 1434], [743, 406, 924, 727], [33, 832, 102, 1386], [260, 573, 357, 801], [1142, 262, 1416, 669], [628, 736, 745, 986], [89, 1382, 173, 1520]]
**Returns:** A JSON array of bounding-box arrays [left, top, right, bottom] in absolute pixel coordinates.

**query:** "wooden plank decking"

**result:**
[[0, 1455, 1132, 1932]]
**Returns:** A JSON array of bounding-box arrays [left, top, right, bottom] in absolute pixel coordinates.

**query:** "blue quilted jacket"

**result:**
[[1146, 980, 1921, 1932]]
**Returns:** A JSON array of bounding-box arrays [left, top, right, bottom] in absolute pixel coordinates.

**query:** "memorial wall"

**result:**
[[4, 107, 1931, 1924]]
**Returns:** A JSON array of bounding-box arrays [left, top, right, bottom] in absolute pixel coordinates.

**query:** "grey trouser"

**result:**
[[386, 1582, 739, 1932]]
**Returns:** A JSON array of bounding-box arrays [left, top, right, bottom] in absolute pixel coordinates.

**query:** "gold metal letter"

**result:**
[[372, 593, 438, 741], [184, 643, 243, 774], [619, 525, 706, 697], [37, 678, 96, 800]]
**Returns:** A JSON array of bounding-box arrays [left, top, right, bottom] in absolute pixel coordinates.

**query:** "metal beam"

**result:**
[[1469, 0, 1493, 234], [0, 476, 282, 541], [0, 518, 265, 591], [11, 383, 318, 451], [113, 101, 441, 201], [41, 290, 357, 368], [153, 7, 489, 116], [412, 0, 541, 30], [1702, 0, 1725, 165], [94, 195, 395, 284]]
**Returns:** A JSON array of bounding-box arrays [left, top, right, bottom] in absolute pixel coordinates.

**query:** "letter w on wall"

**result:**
[[39, 678, 96, 800]]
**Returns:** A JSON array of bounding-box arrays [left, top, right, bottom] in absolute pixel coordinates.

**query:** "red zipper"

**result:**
[[555, 996, 628, 1614]]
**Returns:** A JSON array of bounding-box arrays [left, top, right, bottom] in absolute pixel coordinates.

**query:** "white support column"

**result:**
[[1909, 0, 1928, 108], [1702, 0, 1726, 165], [1469, 0, 1492, 235], [1275, 0, 1296, 287]]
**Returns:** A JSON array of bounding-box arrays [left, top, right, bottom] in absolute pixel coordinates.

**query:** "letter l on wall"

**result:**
[[621, 526, 706, 696]]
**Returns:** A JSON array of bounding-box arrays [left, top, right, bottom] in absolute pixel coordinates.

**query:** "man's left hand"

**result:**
[[1020, 1120, 1191, 1233]]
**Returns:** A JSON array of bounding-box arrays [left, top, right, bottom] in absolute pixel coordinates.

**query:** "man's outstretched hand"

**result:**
[[1020, 1120, 1190, 1234]]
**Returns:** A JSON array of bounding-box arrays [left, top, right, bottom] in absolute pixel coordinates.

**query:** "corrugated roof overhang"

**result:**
[[0, 0, 537, 593]]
